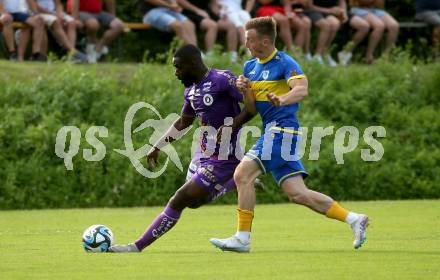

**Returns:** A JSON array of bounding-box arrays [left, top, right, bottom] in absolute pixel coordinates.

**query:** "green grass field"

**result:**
[[1, 201, 439, 279]]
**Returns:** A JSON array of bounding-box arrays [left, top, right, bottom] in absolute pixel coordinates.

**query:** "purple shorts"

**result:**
[[190, 157, 239, 199]]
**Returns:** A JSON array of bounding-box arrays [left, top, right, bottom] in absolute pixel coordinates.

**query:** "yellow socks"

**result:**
[[325, 202, 349, 222], [237, 208, 254, 232]]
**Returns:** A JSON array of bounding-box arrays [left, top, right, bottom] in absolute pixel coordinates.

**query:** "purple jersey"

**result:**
[[181, 69, 243, 160]]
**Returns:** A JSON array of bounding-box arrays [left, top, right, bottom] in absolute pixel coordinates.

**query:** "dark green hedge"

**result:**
[[0, 54, 439, 209]]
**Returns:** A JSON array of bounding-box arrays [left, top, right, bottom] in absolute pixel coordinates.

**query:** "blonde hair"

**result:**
[[245, 16, 277, 43]]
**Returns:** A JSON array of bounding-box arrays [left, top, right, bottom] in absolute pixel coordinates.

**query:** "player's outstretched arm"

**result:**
[[147, 114, 195, 166], [268, 77, 308, 106]]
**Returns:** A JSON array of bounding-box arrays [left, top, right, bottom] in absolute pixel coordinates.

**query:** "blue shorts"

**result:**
[[11, 12, 29, 23], [142, 7, 188, 32], [245, 128, 308, 186], [350, 7, 388, 18]]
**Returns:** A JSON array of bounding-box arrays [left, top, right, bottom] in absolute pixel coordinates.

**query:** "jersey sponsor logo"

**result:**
[[290, 70, 298, 77], [203, 81, 212, 92], [203, 94, 214, 106], [262, 70, 269, 80]]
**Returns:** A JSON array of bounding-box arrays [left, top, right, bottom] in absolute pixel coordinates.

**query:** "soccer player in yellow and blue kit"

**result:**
[[210, 16, 369, 252]]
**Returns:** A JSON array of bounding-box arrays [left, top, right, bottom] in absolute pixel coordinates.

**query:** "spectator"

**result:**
[[35, 0, 87, 62], [0, 0, 17, 60], [415, 0, 440, 51], [284, 0, 312, 60], [185, 0, 239, 63], [255, 0, 294, 52], [337, 1, 374, 65], [218, 0, 254, 46], [177, 0, 218, 54], [68, 0, 125, 63], [350, 0, 399, 64], [138, 0, 197, 47], [3, 0, 46, 61], [303, 0, 346, 66]]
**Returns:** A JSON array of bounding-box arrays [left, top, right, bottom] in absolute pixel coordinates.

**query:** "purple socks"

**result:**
[[134, 205, 181, 251]]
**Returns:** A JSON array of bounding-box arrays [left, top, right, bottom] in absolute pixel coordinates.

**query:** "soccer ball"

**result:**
[[82, 224, 114, 253]]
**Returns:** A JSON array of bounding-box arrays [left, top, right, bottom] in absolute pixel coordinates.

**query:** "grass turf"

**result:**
[[0, 200, 439, 279]]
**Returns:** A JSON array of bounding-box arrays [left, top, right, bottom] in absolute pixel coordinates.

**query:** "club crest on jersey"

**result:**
[[203, 94, 214, 106], [262, 70, 270, 80]]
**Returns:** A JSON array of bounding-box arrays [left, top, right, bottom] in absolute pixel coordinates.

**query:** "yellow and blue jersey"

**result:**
[[244, 49, 308, 185], [243, 49, 305, 132]]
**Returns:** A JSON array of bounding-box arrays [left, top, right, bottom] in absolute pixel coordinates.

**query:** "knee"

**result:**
[[233, 167, 251, 188], [303, 18, 311, 30], [170, 21, 184, 33], [85, 19, 100, 31], [278, 17, 290, 29], [387, 21, 399, 33], [111, 19, 125, 32], [1, 14, 13, 24], [67, 21, 76, 30], [206, 20, 218, 32], [329, 19, 340, 32], [372, 22, 385, 32], [360, 22, 370, 34]]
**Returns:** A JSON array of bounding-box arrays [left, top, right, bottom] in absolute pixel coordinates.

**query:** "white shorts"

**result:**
[[221, 7, 251, 28], [39, 13, 74, 27]]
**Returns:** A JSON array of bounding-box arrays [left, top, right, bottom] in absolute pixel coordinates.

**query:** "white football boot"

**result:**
[[108, 243, 140, 253], [351, 214, 369, 249], [209, 236, 250, 253]]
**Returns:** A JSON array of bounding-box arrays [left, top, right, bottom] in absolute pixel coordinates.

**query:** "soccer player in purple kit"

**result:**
[[109, 44, 254, 253]]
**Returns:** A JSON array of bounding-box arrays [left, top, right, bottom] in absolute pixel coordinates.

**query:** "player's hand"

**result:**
[[236, 75, 250, 92], [340, 12, 348, 23], [146, 147, 160, 168], [267, 93, 282, 106]]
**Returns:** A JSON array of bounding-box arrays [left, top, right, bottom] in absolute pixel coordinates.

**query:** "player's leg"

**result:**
[[209, 158, 262, 253], [280, 175, 369, 249], [109, 180, 210, 253]]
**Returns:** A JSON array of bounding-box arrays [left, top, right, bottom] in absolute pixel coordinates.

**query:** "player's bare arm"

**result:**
[[267, 77, 308, 106], [236, 75, 257, 115]]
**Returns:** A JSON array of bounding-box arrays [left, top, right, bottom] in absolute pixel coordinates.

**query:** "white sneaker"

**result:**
[[326, 54, 338, 67], [351, 214, 369, 249], [304, 53, 312, 62], [338, 51, 352, 66], [108, 243, 140, 253], [230, 51, 238, 63], [312, 54, 324, 65], [209, 236, 250, 253], [86, 43, 97, 64]]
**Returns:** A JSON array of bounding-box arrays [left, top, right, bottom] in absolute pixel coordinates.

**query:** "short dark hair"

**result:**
[[245, 17, 277, 43], [173, 44, 202, 63]]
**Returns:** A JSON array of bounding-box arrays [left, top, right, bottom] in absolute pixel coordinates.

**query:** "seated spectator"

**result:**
[[35, 0, 87, 62], [185, 0, 239, 63], [303, 0, 346, 66], [415, 0, 440, 52], [350, 0, 399, 64], [68, 0, 125, 63], [255, 0, 294, 52], [0, 0, 17, 60], [138, 0, 197, 47], [177, 0, 218, 54], [218, 0, 253, 46], [284, 0, 312, 60], [4, 0, 46, 61]]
